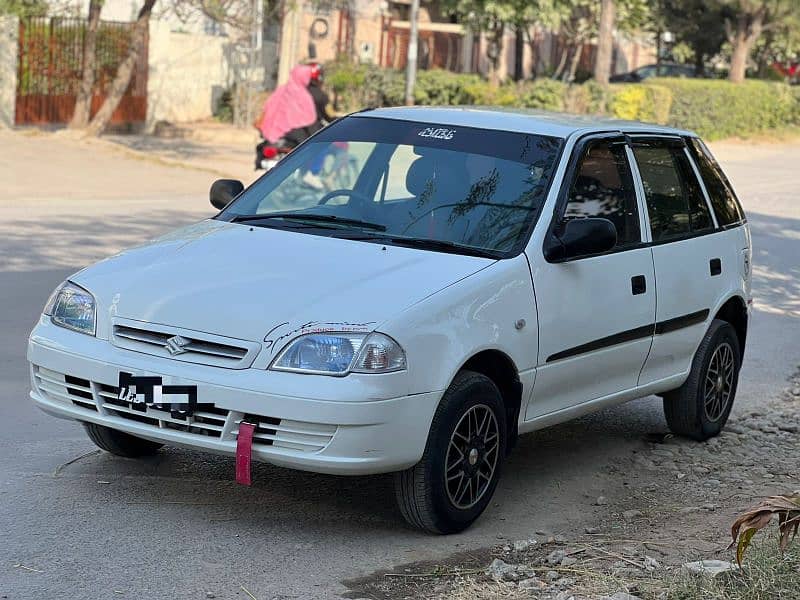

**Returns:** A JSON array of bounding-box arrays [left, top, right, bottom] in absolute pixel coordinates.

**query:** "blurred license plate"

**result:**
[[117, 371, 210, 415]]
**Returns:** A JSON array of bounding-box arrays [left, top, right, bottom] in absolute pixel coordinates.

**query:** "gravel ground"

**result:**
[[346, 367, 800, 599]]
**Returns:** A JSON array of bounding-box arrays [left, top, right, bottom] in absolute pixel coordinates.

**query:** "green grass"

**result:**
[[668, 536, 800, 600]]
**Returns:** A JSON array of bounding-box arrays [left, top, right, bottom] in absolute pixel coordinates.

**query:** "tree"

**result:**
[[548, 0, 648, 83], [0, 0, 46, 17], [85, 0, 156, 135], [69, 0, 103, 129], [655, 0, 730, 75], [405, 0, 420, 105], [444, 0, 555, 84], [594, 0, 615, 83], [753, 9, 800, 76], [722, 0, 795, 83]]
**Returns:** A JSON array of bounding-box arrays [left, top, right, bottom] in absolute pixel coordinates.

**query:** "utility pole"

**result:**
[[405, 0, 420, 106]]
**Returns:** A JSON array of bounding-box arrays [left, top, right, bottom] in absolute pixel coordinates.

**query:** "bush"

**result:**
[[413, 70, 484, 105], [517, 79, 568, 111], [650, 78, 797, 139], [793, 86, 800, 123], [609, 83, 672, 125], [325, 58, 405, 110], [323, 60, 800, 139], [213, 88, 234, 123]]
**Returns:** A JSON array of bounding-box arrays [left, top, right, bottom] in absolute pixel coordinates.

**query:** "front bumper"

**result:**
[[27, 318, 440, 475]]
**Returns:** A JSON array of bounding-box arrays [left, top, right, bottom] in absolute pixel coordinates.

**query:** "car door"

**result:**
[[630, 136, 730, 385], [526, 134, 656, 419]]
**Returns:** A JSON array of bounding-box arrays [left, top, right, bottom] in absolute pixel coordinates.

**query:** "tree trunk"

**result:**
[[594, 0, 615, 84], [728, 29, 749, 83], [525, 29, 540, 79], [566, 42, 583, 83], [728, 11, 764, 84], [655, 29, 662, 64], [487, 24, 504, 87], [694, 48, 705, 77], [404, 0, 420, 106], [756, 30, 773, 78], [552, 42, 569, 80], [513, 25, 524, 81], [69, 0, 103, 129], [86, 0, 156, 136]]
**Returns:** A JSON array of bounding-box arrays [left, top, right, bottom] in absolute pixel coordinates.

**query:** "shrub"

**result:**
[[413, 70, 484, 105], [793, 86, 800, 123], [609, 83, 672, 124], [651, 78, 797, 139], [325, 59, 403, 111], [213, 87, 234, 123], [517, 79, 567, 111], [580, 80, 613, 114], [323, 60, 800, 139], [463, 81, 519, 106]]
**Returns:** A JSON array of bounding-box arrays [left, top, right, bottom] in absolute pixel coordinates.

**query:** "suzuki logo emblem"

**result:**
[[165, 335, 190, 356]]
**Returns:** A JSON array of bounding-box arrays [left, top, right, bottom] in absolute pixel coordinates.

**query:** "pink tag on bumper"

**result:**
[[236, 422, 256, 486]]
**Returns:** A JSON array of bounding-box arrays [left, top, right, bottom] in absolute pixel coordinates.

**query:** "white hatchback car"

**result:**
[[28, 108, 751, 533]]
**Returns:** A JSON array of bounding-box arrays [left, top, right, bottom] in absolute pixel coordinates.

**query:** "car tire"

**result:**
[[394, 370, 507, 534], [84, 423, 164, 458], [663, 319, 741, 441]]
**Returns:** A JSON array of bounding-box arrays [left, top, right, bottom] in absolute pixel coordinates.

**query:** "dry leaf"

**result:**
[[729, 493, 800, 565]]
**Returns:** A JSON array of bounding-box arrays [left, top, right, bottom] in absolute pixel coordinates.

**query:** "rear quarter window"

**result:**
[[687, 137, 745, 227]]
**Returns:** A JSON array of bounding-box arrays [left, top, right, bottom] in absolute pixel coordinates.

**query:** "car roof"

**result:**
[[355, 106, 694, 140]]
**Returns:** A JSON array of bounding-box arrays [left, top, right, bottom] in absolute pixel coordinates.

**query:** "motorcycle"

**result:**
[[255, 139, 294, 171]]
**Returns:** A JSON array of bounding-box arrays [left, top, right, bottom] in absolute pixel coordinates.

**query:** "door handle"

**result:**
[[710, 258, 722, 276], [631, 275, 647, 295]]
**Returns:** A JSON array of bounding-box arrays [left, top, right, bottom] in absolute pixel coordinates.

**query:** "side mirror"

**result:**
[[544, 217, 617, 262], [210, 179, 244, 210]]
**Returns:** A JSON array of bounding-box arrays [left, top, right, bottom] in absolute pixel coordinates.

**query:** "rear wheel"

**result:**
[[394, 371, 506, 534], [84, 423, 164, 458], [663, 319, 741, 441]]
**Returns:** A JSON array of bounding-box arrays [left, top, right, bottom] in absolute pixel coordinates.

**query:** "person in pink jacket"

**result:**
[[257, 64, 320, 145]]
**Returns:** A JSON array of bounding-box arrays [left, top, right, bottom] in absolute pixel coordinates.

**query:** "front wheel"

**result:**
[[663, 319, 741, 441], [84, 423, 164, 458], [394, 371, 507, 534]]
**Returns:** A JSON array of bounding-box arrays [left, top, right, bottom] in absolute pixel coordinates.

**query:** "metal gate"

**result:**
[[382, 26, 467, 72], [15, 17, 148, 126]]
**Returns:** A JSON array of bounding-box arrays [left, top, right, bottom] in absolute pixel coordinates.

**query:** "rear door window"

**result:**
[[673, 149, 713, 232], [686, 137, 744, 226], [632, 141, 713, 241]]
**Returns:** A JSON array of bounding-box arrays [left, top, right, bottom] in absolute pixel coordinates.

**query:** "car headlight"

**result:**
[[271, 332, 406, 376], [44, 281, 96, 336]]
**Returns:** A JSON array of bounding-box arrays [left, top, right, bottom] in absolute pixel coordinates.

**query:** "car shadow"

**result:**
[[56, 395, 666, 537]]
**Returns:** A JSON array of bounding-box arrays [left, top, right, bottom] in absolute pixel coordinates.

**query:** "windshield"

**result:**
[[220, 116, 564, 257]]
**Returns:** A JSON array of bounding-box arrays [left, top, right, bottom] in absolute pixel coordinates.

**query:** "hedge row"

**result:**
[[326, 60, 800, 140]]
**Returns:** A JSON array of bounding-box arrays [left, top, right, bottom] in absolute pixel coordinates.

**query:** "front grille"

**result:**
[[233, 414, 337, 453], [98, 381, 229, 438], [111, 321, 260, 369], [33, 366, 98, 412], [32, 365, 337, 453]]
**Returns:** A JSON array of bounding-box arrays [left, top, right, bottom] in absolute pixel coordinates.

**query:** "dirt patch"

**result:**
[[343, 368, 800, 600], [342, 547, 495, 599]]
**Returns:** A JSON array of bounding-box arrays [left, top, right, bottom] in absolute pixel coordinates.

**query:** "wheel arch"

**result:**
[[711, 294, 748, 360], [458, 349, 522, 454]]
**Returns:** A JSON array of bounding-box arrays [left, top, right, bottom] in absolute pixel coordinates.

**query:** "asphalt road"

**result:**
[[1, 132, 798, 600]]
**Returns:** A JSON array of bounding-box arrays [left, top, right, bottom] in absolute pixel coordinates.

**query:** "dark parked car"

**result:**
[[611, 63, 696, 83]]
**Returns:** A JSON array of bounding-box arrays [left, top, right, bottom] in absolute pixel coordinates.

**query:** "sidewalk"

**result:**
[[102, 120, 261, 184]]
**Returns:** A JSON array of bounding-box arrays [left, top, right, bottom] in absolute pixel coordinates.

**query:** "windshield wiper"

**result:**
[[357, 235, 501, 259], [230, 212, 386, 231]]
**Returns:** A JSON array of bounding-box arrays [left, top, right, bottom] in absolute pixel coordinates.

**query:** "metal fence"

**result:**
[[15, 17, 148, 126]]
